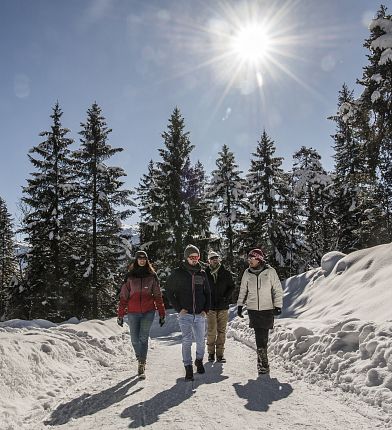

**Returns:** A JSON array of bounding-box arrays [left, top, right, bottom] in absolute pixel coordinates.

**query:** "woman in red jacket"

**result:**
[[117, 250, 165, 378]]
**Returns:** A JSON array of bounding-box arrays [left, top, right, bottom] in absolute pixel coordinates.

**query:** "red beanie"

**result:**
[[248, 248, 266, 262]]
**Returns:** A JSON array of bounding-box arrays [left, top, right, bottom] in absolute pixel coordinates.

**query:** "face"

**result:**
[[248, 256, 262, 268], [137, 256, 147, 266], [187, 253, 200, 266], [209, 256, 220, 268]]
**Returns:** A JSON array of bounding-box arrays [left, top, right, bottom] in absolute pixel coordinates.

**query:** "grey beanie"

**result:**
[[184, 244, 200, 259]]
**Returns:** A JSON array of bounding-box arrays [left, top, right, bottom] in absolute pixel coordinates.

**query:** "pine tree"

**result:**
[[207, 144, 246, 267], [21, 103, 76, 320], [137, 160, 163, 262], [154, 107, 196, 265], [292, 146, 334, 267], [0, 197, 17, 319], [184, 160, 212, 258], [243, 131, 291, 275], [329, 84, 382, 252], [75, 103, 134, 318]]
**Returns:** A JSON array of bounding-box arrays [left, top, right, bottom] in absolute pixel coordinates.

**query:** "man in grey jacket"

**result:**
[[237, 248, 283, 374]]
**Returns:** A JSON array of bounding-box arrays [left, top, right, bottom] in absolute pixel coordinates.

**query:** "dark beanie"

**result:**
[[248, 248, 266, 262], [135, 250, 148, 259], [184, 244, 200, 259]]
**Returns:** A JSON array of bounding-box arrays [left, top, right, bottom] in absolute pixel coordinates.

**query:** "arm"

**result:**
[[237, 270, 248, 305], [224, 271, 235, 301], [152, 275, 166, 317], [203, 273, 211, 313], [271, 269, 283, 308], [166, 272, 181, 312], [117, 281, 130, 317]]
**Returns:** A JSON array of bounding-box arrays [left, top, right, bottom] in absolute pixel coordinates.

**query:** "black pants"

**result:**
[[254, 327, 269, 349]]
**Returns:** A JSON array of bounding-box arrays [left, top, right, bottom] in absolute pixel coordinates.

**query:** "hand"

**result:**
[[179, 309, 188, 315], [201, 311, 206, 318], [159, 316, 165, 327], [273, 307, 282, 316], [237, 306, 244, 318], [117, 317, 124, 327]]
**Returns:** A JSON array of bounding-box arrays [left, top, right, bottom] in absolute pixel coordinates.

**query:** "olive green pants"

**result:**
[[207, 310, 229, 357]]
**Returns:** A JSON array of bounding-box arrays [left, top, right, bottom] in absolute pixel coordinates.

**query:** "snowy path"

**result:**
[[29, 333, 386, 430]]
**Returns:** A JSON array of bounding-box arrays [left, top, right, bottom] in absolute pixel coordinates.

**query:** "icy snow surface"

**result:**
[[0, 243, 391, 429]]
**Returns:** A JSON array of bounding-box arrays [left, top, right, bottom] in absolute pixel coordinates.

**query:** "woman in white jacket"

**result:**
[[237, 248, 283, 374]]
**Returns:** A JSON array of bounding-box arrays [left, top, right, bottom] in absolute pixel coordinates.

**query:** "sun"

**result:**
[[231, 24, 272, 65]]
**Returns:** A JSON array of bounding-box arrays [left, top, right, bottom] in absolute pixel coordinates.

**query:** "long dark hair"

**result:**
[[128, 258, 156, 275]]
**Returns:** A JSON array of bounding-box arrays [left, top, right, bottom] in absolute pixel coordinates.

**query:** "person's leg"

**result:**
[[206, 311, 217, 358], [138, 310, 155, 362], [178, 313, 194, 366], [193, 314, 206, 373], [216, 309, 229, 360], [254, 327, 270, 373], [126, 313, 142, 360]]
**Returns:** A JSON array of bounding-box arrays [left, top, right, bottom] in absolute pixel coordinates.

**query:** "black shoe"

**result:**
[[208, 353, 215, 362], [257, 347, 269, 374], [216, 356, 226, 363], [194, 358, 205, 374], [138, 360, 146, 379], [185, 365, 194, 381]]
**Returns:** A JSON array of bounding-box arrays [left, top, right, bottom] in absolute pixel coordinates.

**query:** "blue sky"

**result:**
[[0, 0, 382, 225]]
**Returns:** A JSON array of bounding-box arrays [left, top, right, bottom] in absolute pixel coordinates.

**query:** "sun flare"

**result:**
[[231, 24, 272, 64]]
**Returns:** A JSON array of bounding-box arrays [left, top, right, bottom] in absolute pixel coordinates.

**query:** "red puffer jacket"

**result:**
[[118, 273, 165, 318]]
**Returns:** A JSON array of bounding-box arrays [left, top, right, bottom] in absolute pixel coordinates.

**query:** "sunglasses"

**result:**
[[187, 255, 200, 261], [209, 257, 219, 261], [137, 256, 147, 260]]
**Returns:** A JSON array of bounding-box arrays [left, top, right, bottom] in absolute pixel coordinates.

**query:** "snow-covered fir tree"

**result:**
[[153, 107, 196, 266], [362, 7, 392, 241], [328, 84, 368, 252], [75, 103, 134, 319], [21, 103, 77, 321], [291, 146, 334, 268], [242, 131, 291, 275], [137, 159, 164, 262], [0, 197, 18, 320], [184, 160, 212, 258], [207, 144, 246, 267]]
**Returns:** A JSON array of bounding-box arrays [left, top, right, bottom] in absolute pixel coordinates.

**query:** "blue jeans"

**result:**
[[127, 311, 155, 361], [178, 313, 206, 366]]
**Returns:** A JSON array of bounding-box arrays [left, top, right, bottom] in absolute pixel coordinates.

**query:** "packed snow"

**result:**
[[0, 243, 391, 429]]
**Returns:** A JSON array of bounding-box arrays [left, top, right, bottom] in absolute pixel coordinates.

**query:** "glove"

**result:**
[[159, 316, 165, 327], [117, 317, 124, 327], [237, 305, 244, 318], [273, 307, 282, 316]]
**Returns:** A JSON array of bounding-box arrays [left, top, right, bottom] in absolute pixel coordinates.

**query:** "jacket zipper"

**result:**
[[192, 273, 196, 315], [140, 278, 143, 312], [256, 273, 260, 310]]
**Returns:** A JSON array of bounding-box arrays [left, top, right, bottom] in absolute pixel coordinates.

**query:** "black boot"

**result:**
[[185, 365, 194, 381], [138, 360, 146, 379], [194, 358, 205, 374], [208, 353, 215, 362], [257, 347, 269, 374]]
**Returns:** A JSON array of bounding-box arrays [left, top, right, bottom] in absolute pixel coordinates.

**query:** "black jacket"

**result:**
[[166, 263, 211, 314], [205, 264, 235, 310]]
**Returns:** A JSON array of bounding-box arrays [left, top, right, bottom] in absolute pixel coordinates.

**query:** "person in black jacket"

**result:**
[[166, 244, 211, 381], [205, 251, 235, 363]]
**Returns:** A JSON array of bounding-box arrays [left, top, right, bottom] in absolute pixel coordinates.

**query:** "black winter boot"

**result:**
[[194, 358, 205, 374], [138, 360, 146, 379], [208, 353, 215, 362], [257, 347, 269, 374], [185, 365, 194, 381]]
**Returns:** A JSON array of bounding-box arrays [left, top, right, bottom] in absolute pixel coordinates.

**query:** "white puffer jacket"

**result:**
[[237, 265, 283, 311]]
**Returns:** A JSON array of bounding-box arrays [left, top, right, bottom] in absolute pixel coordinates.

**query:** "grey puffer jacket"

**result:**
[[237, 265, 283, 311]]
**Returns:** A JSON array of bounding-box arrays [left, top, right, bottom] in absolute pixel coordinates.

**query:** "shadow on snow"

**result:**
[[121, 363, 229, 428], [233, 375, 293, 412], [43, 376, 142, 426]]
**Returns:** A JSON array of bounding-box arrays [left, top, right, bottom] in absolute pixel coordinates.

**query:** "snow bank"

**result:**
[[228, 315, 392, 421], [0, 318, 128, 429], [282, 243, 392, 322]]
